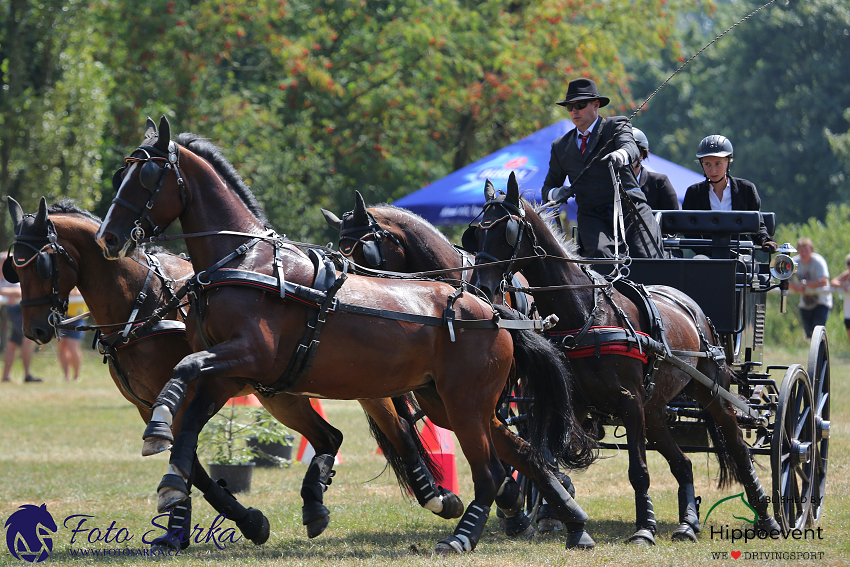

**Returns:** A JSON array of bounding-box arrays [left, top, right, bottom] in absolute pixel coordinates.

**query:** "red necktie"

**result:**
[[579, 133, 589, 154]]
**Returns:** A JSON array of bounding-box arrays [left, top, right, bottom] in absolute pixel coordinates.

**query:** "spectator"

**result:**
[[829, 253, 850, 343], [789, 238, 832, 339], [58, 287, 85, 381], [0, 252, 42, 383]]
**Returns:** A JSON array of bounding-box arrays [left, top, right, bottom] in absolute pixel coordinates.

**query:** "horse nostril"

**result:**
[[33, 326, 52, 345]]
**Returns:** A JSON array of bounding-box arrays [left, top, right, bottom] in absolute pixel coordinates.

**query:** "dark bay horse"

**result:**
[[467, 173, 781, 544], [4, 197, 452, 545], [94, 116, 596, 553], [322, 190, 588, 537]]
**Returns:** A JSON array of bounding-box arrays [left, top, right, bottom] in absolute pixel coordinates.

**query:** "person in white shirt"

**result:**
[[829, 253, 850, 343], [789, 237, 832, 339]]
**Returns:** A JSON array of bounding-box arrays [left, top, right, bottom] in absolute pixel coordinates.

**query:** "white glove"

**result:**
[[605, 148, 630, 168], [548, 186, 570, 202]]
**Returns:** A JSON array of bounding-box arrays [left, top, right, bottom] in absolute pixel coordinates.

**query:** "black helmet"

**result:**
[[632, 128, 649, 152], [696, 135, 733, 159]]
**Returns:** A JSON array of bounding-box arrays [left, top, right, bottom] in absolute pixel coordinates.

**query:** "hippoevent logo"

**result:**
[[4, 504, 57, 563], [705, 492, 825, 543]]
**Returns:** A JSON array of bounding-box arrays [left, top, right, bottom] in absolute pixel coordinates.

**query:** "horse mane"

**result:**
[[174, 133, 270, 227], [47, 199, 102, 225], [372, 204, 455, 248], [526, 200, 581, 259]]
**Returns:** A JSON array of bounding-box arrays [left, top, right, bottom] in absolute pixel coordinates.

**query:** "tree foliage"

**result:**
[[631, 0, 850, 225]]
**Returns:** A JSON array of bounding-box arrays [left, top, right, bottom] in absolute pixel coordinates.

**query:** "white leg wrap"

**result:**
[[152, 406, 173, 427], [423, 495, 444, 514]]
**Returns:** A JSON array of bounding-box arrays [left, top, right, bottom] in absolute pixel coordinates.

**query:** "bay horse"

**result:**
[[3, 197, 454, 546], [467, 173, 781, 544], [94, 116, 596, 553], [321, 190, 587, 537]]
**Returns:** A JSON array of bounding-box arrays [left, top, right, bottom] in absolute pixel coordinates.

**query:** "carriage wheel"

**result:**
[[806, 326, 830, 526], [770, 365, 815, 531]]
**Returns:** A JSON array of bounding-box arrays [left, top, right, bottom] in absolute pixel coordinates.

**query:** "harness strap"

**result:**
[[122, 254, 157, 339]]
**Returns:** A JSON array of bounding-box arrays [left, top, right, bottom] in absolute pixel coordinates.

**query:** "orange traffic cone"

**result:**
[[419, 418, 458, 495], [230, 394, 262, 407], [296, 399, 342, 464]]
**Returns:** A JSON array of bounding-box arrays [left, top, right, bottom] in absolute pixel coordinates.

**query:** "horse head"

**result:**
[[4, 197, 80, 344], [97, 115, 185, 260], [4, 504, 58, 562], [322, 191, 406, 270], [467, 173, 538, 302]]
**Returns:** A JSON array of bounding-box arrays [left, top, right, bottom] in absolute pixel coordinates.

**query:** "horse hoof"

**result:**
[[436, 489, 464, 519], [305, 515, 330, 539], [434, 542, 457, 555], [564, 528, 595, 549], [434, 535, 470, 554], [626, 528, 656, 546], [537, 517, 565, 533], [671, 523, 698, 542], [755, 516, 781, 535], [142, 436, 172, 457], [504, 513, 535, 538], [236, 508, 270, 545], [157, 488, 189, 514]]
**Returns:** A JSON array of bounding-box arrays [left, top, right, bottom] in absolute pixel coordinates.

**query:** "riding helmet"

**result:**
[[696, 135, 733, 160], [632, 128, 649, 153]]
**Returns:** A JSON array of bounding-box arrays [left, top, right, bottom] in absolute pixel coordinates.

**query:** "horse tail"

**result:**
[[702, 365, 747, 489], [364, 394, 438, 494], [495, 305, 598, 471]]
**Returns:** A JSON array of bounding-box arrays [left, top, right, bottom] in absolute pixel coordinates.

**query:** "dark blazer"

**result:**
[[682, 177, 771, 245], [639, 169, 679, 211], [541, 116, 639, 210]]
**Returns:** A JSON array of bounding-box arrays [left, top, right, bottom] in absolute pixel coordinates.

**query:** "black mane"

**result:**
[[48, 199, 102, 225], [175, 133, 269, 227]]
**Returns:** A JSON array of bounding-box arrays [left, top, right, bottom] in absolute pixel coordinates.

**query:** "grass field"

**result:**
[[1, 343, 848, 566]]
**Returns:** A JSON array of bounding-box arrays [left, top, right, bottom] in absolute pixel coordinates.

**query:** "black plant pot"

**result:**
[[207, 463, 255, 493], [247, 435, 295, 468]]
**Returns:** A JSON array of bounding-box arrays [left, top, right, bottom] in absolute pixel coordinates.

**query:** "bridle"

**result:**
[[337, 210, 403, 270], [111, 141, 186, 243], [4, 218, 80, 331]]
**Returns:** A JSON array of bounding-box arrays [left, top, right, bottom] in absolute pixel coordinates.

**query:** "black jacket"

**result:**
[[682, 177, 771, 245], [638, 168, 679, 211], [541, 116, 639, 210]]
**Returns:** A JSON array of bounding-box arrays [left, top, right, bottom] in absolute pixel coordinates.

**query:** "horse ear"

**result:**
[[34, 197, 48, 229], [7, 197, 24, 234], [321, 208, 342, 231], [353, 190, 368, 223], [484, 178, 496, 202], [506, 171, 520, 206], [154, 115, 171, 153], [143, 117, 158, 145]]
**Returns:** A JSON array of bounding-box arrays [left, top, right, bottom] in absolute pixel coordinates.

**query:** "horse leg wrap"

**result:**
[[672, 485, 701, 542], [536, 472, 594, 548], [741, 466, 781, 533], [202, 478, 270, 545], [437, 501, 490, 553], [170, 431, 199, 479], [627, 493, 656, 545], [410, 461, 463, 518], [494, 477, 532, 537], [154, 378, 188, 418], [151, 497, 192, 550], [301, 454, 335, 538]]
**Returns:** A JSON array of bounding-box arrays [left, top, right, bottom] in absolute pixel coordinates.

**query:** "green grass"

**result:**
[[1, 343, 848, 566]]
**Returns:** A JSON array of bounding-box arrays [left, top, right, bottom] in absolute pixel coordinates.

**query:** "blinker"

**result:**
[[362, 241, 382, 268], [2, 255, 19, 284], [112, 166, 127, 193], [36, 251, 52, 280], [140, 160, 166, 191], [505, 218, 520, 247], [461, 226, 478, 254]]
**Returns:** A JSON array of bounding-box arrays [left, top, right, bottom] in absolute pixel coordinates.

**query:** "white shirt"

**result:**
[[708, 178, 733, 211]]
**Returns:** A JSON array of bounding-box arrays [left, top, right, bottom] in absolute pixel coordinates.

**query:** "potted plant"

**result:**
[[198, 402, 293, 493]]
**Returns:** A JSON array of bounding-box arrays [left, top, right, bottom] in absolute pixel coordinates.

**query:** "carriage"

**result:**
[[582, 209, 830, 532]]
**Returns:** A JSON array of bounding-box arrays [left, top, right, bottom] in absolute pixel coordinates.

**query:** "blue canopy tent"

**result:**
[[394, 120, 705, 225]]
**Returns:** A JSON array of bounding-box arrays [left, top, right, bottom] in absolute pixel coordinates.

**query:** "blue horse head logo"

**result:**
[[4, 504, 58, 563]]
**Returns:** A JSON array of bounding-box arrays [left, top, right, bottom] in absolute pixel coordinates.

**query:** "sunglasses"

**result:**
[[565, 101, 590, 112]]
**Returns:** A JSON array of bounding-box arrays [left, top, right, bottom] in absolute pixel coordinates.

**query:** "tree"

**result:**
[[630, 0, 850, 225], [0, 0, 110, 247]]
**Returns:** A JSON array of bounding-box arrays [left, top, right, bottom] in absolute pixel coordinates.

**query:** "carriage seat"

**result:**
[[658, 211, 762, 236]]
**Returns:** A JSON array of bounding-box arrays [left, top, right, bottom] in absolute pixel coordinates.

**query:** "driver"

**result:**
[[542, 78, 664, 259], [682, 135, 778, 253]]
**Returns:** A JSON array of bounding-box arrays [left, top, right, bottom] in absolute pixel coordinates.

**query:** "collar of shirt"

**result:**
[[575, 117, 600, 150], [708, 178, 732, 211]]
